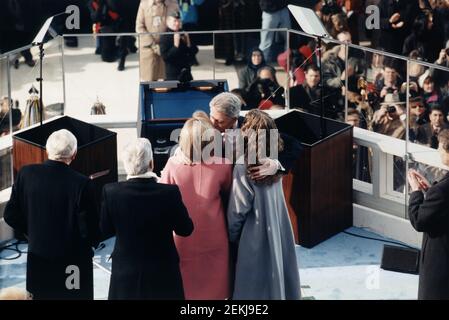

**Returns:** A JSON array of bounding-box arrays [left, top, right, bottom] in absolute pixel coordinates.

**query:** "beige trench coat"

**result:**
[[136, 0, 179, 81]]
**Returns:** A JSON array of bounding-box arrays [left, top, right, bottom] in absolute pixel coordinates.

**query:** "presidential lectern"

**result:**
[[139, 80, 228, 174], [275, 110, 353, 248], [12, 116, 118, 206]]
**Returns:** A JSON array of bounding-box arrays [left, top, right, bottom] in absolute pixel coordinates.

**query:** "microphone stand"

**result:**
[[37, 42, 44, 126], [318, 36, 326, 139]]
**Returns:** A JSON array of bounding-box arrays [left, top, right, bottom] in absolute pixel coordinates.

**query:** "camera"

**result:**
[[321, 0, 342, 15], [386, 87, 395, 94], [387, 105, 397, 114]]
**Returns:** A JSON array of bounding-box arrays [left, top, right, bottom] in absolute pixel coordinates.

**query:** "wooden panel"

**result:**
[[13, 139, 47, 177], [280, 116, 353, 248]]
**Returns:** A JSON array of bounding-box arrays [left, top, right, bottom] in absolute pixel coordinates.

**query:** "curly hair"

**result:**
[[241, 109, 284, 185]]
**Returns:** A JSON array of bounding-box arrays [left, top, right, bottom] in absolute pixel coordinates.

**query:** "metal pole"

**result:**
[[285, 30, 290, 110], [344, 41, 349, 122], [60, 36, 66, 114], [404, 60, 410, 219], [318, 36, 325, 139], [38, 43, 44, 126], [6, 55, 14, 184]]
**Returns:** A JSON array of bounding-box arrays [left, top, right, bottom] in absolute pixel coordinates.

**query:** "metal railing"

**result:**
[[1, 28, 449, 225]]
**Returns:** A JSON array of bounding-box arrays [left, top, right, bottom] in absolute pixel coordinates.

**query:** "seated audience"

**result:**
[[290, 64, 321, 113], [246, 66, 285, 110], [238, 48, 267, 91], [416, 104, 449, 148]]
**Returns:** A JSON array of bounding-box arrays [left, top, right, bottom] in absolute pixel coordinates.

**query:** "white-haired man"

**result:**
[[4, 129, 100, 300], [100, 138, 193, 299], [209, 92, 302, 180]]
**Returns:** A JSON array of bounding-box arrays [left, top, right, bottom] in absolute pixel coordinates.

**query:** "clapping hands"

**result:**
[[407, 169, 431, 192]]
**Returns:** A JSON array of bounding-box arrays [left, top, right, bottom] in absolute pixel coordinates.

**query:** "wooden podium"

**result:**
[[12, 116, 118, 206], [275, 110, 353, 248]]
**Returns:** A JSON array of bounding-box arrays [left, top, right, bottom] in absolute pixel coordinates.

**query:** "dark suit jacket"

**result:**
[[100, 178, 194, 300], [416, 123, 449, 149], [4, 160, 99, 299], [409, 173, 449, 300]]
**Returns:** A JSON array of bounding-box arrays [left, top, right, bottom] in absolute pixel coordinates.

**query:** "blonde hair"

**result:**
[[179, 115, 215, 164], [0, 287, 32, 300]]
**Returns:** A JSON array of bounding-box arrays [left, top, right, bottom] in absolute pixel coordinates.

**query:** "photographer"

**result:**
[[160, 11, 198, 82], [375, 62, 403, 100], [372, 93, 406, 139], [246, 66, 285, 110]]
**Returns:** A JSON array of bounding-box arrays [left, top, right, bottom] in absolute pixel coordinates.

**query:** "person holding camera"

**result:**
[[372, 92, 406, 139], [160, 11, 199, 82], [375, 62, 403, 100]]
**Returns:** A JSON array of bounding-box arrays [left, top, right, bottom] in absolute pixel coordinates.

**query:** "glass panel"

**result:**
[[287, 31, 319, 112], [406, 58, 449, 220], [64, 34, 139, 120], [1, 56, 10, 137], [137, 30, 214, 83], [0, 56, 12, 191], [9, 39, 64, 131], [214, 29, 288, 111]]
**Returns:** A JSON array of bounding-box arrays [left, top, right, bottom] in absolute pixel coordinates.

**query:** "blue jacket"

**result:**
[[179, 0, 204, 25]]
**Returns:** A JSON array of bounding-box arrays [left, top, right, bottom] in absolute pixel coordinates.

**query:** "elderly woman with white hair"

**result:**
[[100, 138, 193, 300], [4, 129, 100, 300]]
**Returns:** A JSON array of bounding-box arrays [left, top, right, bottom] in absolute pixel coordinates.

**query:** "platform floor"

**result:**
[[0, 227, 419, 300]]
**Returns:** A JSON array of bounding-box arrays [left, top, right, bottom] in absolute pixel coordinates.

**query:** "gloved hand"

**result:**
[[247, 158, 280, 181]]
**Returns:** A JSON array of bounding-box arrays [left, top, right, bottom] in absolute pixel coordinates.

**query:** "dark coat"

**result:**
[[4, 160, 100, 300], [289, 84, 321, 114], [409, 173, 449, 300], [159, 29, 199, 81], [100, 178, 194, 300], [378, 0, 420, 55], [416, 123, 449, 149]]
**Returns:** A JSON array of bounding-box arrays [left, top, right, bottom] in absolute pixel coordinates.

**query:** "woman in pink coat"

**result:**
[[160, 113, 232, 299]]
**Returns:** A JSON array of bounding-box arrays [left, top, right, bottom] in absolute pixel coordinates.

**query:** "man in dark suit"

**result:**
[[4, 129, 100, 300], [408, 129, 449, 300], [208, 92, 302, 180], [416, 105, 449, 149], [290, 64, 321, 114], [100, 138, 193, 299]]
